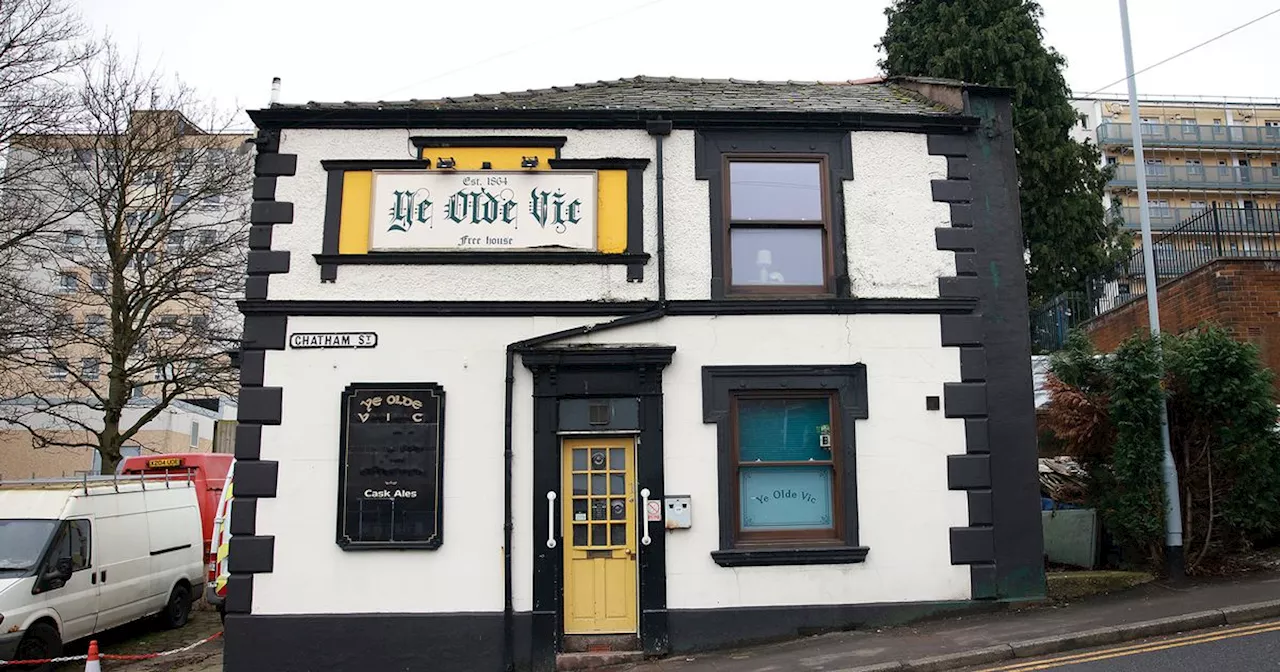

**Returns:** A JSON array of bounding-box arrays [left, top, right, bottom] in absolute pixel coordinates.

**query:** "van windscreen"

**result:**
[[0, 519, 58, 572]]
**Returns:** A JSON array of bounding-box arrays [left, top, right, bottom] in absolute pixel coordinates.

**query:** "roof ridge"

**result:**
[[273, 75, 962, 117]]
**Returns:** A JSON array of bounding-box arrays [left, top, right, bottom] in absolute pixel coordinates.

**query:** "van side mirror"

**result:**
[[55, 558, 73, 578]]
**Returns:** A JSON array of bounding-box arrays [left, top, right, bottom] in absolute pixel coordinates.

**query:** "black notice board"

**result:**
[[336, 383, 445, 550]]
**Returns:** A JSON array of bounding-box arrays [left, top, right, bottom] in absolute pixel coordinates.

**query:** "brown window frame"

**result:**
[[728, 390, 844, 546], [721, 155, 834, 297]]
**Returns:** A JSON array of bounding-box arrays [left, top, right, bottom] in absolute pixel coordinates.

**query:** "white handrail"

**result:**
[[546, 491, 558, 549], [640, 488, 652, 546]]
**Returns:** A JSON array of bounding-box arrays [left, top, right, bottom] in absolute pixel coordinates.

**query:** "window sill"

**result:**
[[711, 545, 869, 567], [722, 290, 836, 300], [314, 252, 649, 266]]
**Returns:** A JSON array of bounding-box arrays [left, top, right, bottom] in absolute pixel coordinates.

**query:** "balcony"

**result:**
[[1098, 122, 1280, 150], [1116, 206, 1205, 230], [1109, 164, 1280, 191]]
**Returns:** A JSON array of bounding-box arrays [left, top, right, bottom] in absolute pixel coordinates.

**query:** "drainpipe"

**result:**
[[648, 120, 671, 300], [501, 119, 672, 672]]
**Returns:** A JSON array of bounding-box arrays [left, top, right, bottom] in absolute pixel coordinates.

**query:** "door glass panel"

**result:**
[[565, 440, 633, 551]]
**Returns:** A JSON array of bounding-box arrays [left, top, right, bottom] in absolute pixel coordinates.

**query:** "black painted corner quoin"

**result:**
[[701, 365, 870, 567], [226, 127, 295, 617], [929, 89, 1045, 601]]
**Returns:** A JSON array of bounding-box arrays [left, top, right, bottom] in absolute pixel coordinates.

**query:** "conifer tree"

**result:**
[[879, 0, 1126, 302]]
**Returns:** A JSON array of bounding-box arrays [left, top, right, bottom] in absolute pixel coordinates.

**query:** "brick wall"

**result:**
[[1084, 258, 1280, 398]]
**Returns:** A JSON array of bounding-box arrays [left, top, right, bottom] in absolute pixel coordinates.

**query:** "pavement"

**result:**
[[53, 609, 222, 672], [614, 570, 1280, 672]]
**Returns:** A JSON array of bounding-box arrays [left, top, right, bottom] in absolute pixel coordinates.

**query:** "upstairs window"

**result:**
[[725, 159, 830, 294]]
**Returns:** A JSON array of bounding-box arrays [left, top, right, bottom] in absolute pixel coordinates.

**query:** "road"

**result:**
[[969, 619, 1280, 671]]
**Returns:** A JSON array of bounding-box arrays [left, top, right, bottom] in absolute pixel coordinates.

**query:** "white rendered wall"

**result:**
[[271, 128, 955, 303], [845, 132, 954, 298], [251, 313, 971, 615]]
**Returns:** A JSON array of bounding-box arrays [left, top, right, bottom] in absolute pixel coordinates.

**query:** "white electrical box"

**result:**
[[664, 495, 691, 529]]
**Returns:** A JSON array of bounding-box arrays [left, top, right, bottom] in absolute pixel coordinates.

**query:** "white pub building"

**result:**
[[226, 75, 1044, 671]]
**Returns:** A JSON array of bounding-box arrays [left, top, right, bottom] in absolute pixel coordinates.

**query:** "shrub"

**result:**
[[1042, 327, 1280, 573]]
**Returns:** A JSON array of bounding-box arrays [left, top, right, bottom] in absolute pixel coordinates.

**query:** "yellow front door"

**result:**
[[562, 437, 638, 634]]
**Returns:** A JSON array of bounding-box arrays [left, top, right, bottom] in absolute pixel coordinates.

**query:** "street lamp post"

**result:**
[[1118, 0, 1185, 581]]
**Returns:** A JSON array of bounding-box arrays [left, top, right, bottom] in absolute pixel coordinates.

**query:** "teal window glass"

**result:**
[[737, 398, 831, 462], [735, 396, 837, 535]]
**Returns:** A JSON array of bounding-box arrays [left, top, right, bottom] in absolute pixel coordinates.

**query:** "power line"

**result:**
[[1079, 6, 1280, 98]]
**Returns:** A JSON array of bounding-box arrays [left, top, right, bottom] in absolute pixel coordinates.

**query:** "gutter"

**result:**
[[501, 119, 673, 671]]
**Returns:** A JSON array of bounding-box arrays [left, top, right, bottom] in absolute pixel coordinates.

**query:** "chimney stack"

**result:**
[[270, 77, 281, 105]]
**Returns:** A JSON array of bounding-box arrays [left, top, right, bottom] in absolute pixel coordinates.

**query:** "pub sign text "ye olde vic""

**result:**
[[369, 170, 597, 251]]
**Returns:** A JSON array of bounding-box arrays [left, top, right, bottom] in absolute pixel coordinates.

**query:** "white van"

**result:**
[[0, 474, 205, 668]]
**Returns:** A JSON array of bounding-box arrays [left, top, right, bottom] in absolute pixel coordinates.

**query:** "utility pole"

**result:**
[[1118, 0, 1184, 581]]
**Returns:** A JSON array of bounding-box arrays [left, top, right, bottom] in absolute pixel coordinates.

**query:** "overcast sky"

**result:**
[[76, 0, 1278, 118]]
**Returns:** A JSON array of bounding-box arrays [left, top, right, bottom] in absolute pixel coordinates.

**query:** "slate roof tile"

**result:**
[[280, 75, 958, 116]]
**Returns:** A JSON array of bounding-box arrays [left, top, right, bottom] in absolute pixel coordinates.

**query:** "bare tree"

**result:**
[[0, 0, 98, 359], [0, 43, 251, 473]]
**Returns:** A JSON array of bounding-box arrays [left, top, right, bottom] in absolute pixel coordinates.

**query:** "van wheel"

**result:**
[[161, 583, 191, 629], [14, 622, 61, 672], [217, 601, 226, 624]]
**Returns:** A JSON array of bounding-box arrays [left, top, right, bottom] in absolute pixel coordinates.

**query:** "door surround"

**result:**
[[522, 346, 674, 672]]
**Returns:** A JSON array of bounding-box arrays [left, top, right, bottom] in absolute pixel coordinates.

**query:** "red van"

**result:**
[[117, 453, 234, 589]]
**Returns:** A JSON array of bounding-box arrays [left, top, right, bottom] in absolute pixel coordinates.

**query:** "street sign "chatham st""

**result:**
[[288, 332, 378, 349]]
